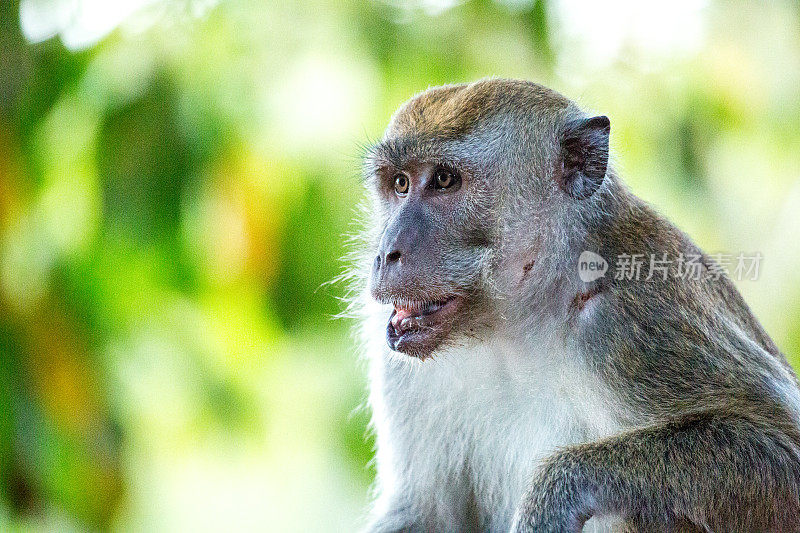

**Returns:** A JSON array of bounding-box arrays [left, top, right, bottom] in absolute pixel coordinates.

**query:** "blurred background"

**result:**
[[1, 0, 800, 531]]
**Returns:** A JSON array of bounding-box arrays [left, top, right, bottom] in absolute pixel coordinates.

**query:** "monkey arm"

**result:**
[[511, 410, 800, 533]]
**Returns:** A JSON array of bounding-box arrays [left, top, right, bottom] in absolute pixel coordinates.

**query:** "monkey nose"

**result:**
[[385, 250, 401, 263], [376, 250, 402, 273]]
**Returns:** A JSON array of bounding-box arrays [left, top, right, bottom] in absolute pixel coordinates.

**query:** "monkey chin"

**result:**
[[385, 296, 463, 359]]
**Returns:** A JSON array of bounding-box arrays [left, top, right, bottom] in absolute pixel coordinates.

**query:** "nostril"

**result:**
[[386, 250, 401, 263]]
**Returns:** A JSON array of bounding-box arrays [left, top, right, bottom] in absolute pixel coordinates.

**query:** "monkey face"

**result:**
[[365, 157, 493, 359], [363, 80, 611, 358]]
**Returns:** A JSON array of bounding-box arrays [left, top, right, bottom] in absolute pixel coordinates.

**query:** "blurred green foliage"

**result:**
[[1, 0, 800, 531]]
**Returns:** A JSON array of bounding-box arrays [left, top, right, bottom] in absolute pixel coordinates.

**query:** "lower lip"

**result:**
[[386, 297, 461, 356]]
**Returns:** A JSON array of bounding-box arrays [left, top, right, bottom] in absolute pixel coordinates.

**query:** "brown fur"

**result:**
[[387, 79, 571, 140]]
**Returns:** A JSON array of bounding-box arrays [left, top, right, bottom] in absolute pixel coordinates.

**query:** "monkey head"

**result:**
[[364, 79, 611, 359]]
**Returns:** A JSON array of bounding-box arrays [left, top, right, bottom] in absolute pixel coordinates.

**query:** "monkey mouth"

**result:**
[[386, 296, 462, 358]]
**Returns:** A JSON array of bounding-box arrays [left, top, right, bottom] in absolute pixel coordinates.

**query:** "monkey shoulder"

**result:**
[[568, 253, 800, 421]]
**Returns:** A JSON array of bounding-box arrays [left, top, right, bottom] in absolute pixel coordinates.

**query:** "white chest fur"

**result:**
[[368, 335, 622, 532]]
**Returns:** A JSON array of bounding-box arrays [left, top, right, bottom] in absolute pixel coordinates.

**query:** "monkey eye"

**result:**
[[393, 173, 409, 196], [433, 167, 460, 191]]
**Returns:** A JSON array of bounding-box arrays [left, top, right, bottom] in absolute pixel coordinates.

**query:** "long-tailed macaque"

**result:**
[[356, 79, 800, 532]]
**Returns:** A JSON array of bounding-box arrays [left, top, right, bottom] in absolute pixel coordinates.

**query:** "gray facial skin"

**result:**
[[368, 157, 492, 358]]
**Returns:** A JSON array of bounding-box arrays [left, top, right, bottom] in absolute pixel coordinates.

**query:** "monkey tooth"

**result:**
[[393, 300, 447, 321], [389, 298, 458, 337]]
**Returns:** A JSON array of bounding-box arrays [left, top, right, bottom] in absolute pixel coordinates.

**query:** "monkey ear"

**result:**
[[557, 115, 610, 200]]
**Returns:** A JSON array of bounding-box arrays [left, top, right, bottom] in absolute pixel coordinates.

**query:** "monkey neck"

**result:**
[[497, 175, 655, 329]]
